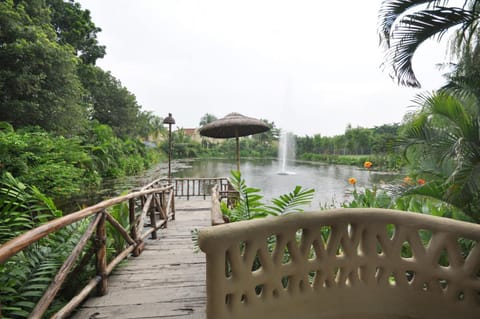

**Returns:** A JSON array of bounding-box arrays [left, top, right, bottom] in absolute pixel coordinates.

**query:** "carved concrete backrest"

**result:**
[[199, 208, 480, 319]]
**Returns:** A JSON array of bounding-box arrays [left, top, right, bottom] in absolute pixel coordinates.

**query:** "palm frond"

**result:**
[[378, 0, 432, 47], [266, 186, 315, 216], [385, 7, 476, 87]]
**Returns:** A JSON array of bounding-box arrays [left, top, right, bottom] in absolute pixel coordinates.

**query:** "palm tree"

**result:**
[[441, 42, 480, 101], [199, 113, 217, 127], [378, 0, 480, 87], [401, 91, 480, 221], [136, 111, 166, 141]]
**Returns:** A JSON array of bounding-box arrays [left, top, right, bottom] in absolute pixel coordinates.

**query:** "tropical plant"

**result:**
[[0, 172, 61, 244], [222, 170, 315, 222], [0, 173, 91, 318], [106, 197, 131, 257], [441, 42, 480, 101], [0, 127, 95, 198], [342, 180, 470, 222], [192, 171, 314, 253], [378, 0, 480, 87], [400, 91, 480, 222], [199, 113, 218, 127]]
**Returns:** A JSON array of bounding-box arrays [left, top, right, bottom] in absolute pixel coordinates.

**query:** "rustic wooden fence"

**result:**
[[0, 183, 175, 319], [149, 177, 232, 200]]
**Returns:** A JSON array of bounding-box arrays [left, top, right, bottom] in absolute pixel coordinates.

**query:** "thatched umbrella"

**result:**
[[199, 112, 270, 171]]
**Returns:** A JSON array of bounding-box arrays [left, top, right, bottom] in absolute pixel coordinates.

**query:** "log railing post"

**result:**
[[129, 198, 138, 242], [171, 190, 176, 220], [96, 211, 107, 296], [162, 191, 167, 216], [149, 195, 158, 239]]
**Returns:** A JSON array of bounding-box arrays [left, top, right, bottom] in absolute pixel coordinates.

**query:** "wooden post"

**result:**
[[203, 179, 206, 199], [171, 191, 176, 220], [235, 129, 240, 172], [96, 211, 107, 296], [149, 195, 158, 239], [129, 198, 138, 242]]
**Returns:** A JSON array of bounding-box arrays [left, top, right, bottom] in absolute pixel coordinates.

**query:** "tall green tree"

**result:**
[[378, 0, 480, 87], [0, 0, 86, 134], [47, 0, 106, 64], [344, 126, 372, 154], [78, 65, 141, 137]]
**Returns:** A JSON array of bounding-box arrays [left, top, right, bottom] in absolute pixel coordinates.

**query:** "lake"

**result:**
[[63, 158, 398, 212], [173, 158, 398, 209]]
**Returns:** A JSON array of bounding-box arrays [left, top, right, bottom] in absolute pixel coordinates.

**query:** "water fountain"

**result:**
[[277, 131, 296, 175]]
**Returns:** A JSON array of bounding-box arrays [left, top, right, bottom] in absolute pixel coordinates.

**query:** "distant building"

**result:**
[[178, 128, 201, 142], [182, 128, 199, 141], [178, 128, 223, 144]]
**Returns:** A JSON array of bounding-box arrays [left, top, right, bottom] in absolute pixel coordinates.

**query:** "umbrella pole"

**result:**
[[236, 133, 240, 172]]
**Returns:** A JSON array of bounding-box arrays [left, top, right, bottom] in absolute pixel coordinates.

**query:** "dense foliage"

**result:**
[[0, 173, 83, 318], [0, 173, 137, 318], [295, 123, 404, 170], [398, 92, 480, 222], [0, 123, 160, 201], [0, 0, 166, 201], [0, 2, 168, 316], [0, 0, 164, 136], [178, 115, 403, 170], [0, 0, 86, 134]]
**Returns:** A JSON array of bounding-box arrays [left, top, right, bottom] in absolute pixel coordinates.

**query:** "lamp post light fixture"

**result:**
[[163, 113, 175, 180]]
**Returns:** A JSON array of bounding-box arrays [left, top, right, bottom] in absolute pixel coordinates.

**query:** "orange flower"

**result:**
[[403, 176, 412, 184], [417, 178, 426, 185], [348, 177, 357, 185], [363, 161, 373, 169]]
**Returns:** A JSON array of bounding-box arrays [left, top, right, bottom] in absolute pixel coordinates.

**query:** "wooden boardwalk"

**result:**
[[72, 199, 211, 319]]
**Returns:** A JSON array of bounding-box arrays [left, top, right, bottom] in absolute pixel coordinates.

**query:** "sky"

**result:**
[[77, 0, 451, 136]]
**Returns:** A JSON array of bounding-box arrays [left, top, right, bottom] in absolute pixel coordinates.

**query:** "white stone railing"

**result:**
[[199, 208, 480, 319]]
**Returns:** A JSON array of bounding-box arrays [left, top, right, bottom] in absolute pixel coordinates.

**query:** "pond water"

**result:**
[[173, 158, 398, 209], [62, 158, 398, 212]]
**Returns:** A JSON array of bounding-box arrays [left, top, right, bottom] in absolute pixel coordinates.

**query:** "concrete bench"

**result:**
[[199, 208, 480, 319]]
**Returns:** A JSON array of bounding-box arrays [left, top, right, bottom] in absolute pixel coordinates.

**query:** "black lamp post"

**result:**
[[163, 113, 175, 180]]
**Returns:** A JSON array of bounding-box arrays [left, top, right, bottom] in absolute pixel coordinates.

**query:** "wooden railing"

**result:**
[[0, 183, 175, 319], [148, 177, 232, 200], [210, 183, 238, 225], [199, 208, 480, 319]]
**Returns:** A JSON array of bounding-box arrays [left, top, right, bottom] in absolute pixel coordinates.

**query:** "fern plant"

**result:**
[[0, 172, 62, 243], [0, 173, 90, 318], [223, 170, 315, 222]]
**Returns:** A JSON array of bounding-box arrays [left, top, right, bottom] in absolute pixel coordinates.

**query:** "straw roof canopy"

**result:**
[[198, 112, 269, 138]]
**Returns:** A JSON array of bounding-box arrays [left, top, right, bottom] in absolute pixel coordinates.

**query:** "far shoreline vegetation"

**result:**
[[1, 1, 480, 317]]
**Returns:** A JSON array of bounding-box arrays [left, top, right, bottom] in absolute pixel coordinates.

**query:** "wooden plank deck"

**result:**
[[72, 199, 211, 319]]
